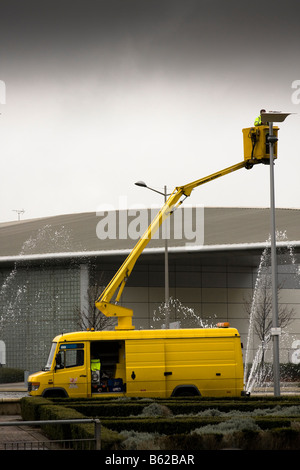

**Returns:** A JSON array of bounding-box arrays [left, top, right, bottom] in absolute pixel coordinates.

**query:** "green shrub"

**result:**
[[161, 432, 224, 451], [0, 367, 24, 383], [281, 363, 300, 382], [245, 362, 300, 382], [255, 418, 291, 430], [20, 397, 50, 421], [269, 427, 300, 450]]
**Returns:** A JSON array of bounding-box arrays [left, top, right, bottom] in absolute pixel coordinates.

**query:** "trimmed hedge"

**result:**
[[20, 397, 50, 421], [97, 416, 292, 435], [160, 428, 300, 451], [49, 395, 300, 419], [102, 416, 225, 435]]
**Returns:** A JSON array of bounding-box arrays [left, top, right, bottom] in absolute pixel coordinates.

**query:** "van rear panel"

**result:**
[[164, 336, 243, 396], [125, 332, 244, 398]]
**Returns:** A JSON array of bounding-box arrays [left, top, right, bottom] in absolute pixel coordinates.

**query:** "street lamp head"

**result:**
[[261, 111, 292, 123], [135, 181, 147, 188]]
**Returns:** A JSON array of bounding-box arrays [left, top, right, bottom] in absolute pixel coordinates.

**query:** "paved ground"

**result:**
[[0, 383, 56, 449], [0, 414, 57, 450], [0, 382, 27, 398]]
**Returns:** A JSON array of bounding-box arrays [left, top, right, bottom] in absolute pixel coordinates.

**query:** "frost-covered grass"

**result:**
[[119, 430, 165, 450], [139, 402, 173, 418], [191, 417, 260, 435], [177, 404, 300, 418]]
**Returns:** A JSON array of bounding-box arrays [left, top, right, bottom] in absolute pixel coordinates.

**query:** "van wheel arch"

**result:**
[[42, 388, 69, 398], [171, 385, 201, 397]]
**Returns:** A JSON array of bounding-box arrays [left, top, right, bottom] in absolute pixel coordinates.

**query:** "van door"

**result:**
[[125, 339, 167, 397], [54, 342, 88, 398]]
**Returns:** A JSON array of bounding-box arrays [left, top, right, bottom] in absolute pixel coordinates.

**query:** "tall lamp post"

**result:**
[[261, 111, 291, 397], [135, 181, 170, 328]]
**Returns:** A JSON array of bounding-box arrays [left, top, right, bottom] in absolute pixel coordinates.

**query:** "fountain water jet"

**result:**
[[152, 296, 216, 329], [244, 231, 300, 394], [0, 224, 79, 371]]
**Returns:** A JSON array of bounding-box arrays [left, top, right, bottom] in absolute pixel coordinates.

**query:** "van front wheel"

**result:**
[[42, 388, 68, 398]]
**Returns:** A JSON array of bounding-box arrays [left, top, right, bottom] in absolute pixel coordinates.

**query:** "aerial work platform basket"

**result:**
[[242, 125, 279, 165]]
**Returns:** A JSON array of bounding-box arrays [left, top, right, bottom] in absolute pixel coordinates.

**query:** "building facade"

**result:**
[[0, 208, 299, 374]]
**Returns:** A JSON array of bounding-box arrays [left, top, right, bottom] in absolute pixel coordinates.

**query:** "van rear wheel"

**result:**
[[172, 386, 200, 397]]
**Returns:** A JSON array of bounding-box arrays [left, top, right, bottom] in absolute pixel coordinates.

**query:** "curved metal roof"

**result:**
[[0, 207, 299, 262]]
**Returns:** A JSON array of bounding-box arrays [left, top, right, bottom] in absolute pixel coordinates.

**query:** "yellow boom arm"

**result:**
[[95, 158, 260, 329]]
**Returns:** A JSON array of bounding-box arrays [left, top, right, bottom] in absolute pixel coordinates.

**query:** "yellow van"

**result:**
[[28, 325, 245, 398]]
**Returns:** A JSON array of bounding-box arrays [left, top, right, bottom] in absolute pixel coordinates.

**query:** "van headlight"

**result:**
[[31, 382, 40, 391]]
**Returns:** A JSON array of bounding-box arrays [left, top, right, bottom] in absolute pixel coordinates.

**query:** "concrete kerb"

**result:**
[[0, 382, 27, 392], [0, 398, 22, 415]]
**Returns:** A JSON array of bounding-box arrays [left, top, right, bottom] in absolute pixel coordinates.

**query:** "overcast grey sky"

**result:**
[[0, 0, 300, 222]]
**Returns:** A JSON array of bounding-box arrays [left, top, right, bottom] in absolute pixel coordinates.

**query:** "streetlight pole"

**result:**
[[268, 120, 281, 397], [163, 185, 170, 329], [13, 209, 25, 221], [262, 111, 291, 397], [135, 181, 170, 328]]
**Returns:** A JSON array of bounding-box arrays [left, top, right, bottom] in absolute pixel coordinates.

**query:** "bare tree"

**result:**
[[76, 285, 117, 331], [244, 278, 294, 371]]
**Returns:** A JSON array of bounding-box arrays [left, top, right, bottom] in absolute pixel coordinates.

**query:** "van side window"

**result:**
[[56, 343, 84, 369]]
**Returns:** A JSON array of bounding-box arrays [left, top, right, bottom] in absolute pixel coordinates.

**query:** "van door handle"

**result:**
[[80, 375, 87, 377], [164, 371, 172, 376]]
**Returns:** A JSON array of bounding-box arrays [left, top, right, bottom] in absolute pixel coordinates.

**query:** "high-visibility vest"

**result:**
[[91, 359, 101, 371], [254, 116, 261, 126]]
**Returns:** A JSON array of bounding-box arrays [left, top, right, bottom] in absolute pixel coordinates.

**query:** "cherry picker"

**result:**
[[95, 124, 278, 330]]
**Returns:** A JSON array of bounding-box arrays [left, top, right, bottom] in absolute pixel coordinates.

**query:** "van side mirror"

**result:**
[[55, 353, 63, 371]]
